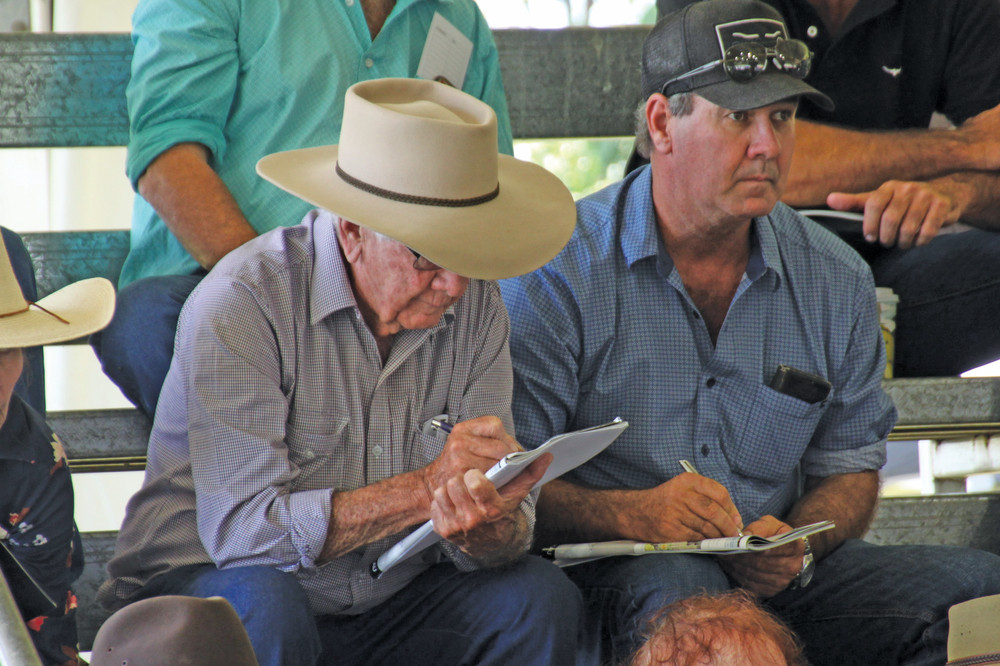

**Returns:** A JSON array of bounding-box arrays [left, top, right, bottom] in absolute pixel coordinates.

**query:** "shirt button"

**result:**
[[365, 58, 375, 68], [372, 445, 383, 458], [706, 377, 716, 388], [701, 444, 710, 457], [345, 0, 354, 5], [807, 25, 819, 38]]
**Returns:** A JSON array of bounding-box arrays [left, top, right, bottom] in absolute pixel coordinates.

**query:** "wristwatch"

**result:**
[[790, 537, 815, 589]]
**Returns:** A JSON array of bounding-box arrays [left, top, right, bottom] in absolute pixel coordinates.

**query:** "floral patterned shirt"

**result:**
[[0, 393, 82, 666]]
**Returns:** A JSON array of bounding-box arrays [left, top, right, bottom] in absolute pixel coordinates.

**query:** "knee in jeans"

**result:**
[[500, 557, 583, 621]]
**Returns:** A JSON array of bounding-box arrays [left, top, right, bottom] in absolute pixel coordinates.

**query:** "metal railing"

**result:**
[[0, 569, 42, 666]]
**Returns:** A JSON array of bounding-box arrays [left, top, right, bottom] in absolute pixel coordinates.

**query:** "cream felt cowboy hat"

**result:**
[[947, 594, 1000, 665], [256, 78, 576, 280], [0, 233, 115, 348]]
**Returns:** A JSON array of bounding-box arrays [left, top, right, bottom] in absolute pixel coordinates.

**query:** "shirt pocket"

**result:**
[[409, 414, 453, 470], [723, 384, 828, 483], [285, 417, 349, 483]]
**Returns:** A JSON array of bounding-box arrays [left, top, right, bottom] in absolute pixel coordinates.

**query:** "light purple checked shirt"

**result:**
[[98, 210, 531, 615]]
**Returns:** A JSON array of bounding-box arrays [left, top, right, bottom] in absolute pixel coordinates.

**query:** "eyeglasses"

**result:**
[[406, 247, 443, 272], [659, 38, 813, 95]]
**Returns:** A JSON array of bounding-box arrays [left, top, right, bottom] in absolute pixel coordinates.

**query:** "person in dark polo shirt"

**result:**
[[642, 0, 1000, 378]]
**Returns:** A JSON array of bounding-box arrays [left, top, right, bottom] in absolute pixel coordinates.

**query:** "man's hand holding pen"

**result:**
[[676, 459, 803, 597], [420, 416, 552, 563], [621, 471, 744, 545]]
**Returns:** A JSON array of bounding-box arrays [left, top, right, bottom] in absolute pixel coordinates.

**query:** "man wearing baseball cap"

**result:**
[[501, 0, 1000, 663], [98, 78, 586, 665]]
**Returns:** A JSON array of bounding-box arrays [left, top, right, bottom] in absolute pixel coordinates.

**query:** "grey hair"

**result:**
[[633, 92, 695, 158]]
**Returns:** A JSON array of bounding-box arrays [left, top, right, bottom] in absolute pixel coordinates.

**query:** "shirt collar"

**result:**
[[620, 166, 663, 268], [619, 167, 781, 286], [842, 0, 896, 37], [752, 213, 785, 287], [309, 210, 362, 326]]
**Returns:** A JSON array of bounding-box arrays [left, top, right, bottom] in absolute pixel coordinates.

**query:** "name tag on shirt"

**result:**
[[417, 12, 472, 90]]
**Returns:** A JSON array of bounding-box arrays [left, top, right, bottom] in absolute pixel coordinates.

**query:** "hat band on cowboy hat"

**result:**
[[333, 162, 499, 209], [257, 78, 575, 281], [0, 232, 115, 349]]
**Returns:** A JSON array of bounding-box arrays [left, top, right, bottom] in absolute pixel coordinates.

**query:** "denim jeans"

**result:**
[[134, 557, 589, 666], [2, 227, 46, 413], [836, 227, 1000, 377], [567, 539, 1000, 665], [90, 272, 204, 417]]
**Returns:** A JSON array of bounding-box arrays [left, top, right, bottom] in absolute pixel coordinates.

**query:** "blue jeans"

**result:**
[[2, 227, 46, 413], [90, 272, 204, 417], [839, 228, 1000, 377], [567, 539, 1000, 665], [134, 557, 590, 666]]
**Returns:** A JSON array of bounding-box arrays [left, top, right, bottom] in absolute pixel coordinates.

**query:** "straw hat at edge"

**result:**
[[0, 233, 115, 348], [947, 594, 1000, 665]]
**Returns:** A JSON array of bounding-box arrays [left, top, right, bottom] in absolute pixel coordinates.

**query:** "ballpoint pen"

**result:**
[[679, 459, 744, 537], [430, 418, 453, 434]]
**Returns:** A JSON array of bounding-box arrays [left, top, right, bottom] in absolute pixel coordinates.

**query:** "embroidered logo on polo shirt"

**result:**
[[882, 65, 902, 78]]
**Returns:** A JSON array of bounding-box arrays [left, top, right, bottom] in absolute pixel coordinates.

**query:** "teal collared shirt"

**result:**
[[122, 0, 511, 285]]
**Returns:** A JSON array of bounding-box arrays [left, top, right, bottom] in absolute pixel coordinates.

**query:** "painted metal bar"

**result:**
[[0, 570, 42, 666]]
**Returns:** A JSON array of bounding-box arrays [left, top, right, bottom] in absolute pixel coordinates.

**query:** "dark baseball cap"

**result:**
[[641, 0, 834, 111]]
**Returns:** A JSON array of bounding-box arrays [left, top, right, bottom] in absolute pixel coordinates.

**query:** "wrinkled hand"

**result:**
[[959, 102, 1000, 171], [717, 515, 804, 599], [422, 416, 551, 559], [626, 472, 744, 543], [421, 416, 521, 499], [430, 454, 550, 559], [827, 179, 962, 249]]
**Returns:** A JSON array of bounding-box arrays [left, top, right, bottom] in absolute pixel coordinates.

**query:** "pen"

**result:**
[[678, 459, 744, 537], [430, 418, 453, 434], [679, 459, 698, 474]]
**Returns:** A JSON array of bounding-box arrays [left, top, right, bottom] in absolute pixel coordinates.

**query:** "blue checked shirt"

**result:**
[[500, 166, 896, 524], [100, 210, 527, 615]]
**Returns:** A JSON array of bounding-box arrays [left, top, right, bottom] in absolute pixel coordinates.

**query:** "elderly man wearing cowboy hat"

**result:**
[[98, 78, 587, 665], [0, 231, 115, 665]]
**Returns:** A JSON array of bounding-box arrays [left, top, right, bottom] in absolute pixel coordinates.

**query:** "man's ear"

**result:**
[[646, 94, 673, 155], [336, 217, 364, 264]]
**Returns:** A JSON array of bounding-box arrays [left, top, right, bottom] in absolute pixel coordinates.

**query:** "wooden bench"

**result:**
[[5, 27, 1000, 652]]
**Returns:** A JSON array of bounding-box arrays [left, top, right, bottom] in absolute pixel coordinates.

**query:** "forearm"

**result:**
[[784, 120, 985, 207], [137, 142, 258, 269], [534, 479, 643, 545], [929, 171, 1000, 228], [320, 469, 432, 562], [783, 471, 879, 561]]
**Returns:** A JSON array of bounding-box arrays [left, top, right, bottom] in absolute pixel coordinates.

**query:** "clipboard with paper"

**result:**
[[542, 520, 836, 567], [371, 418, 629, 578]]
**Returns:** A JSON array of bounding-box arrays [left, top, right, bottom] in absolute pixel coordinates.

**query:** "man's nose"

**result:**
[[432, 270, 470, 299], [747, 118, 782, 159]]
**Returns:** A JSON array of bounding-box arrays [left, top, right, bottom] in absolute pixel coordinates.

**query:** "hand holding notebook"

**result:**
[[372, 418, 629, 577]]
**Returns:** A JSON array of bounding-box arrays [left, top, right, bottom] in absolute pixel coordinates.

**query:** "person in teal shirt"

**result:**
[[93, 0, 512, 417]]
